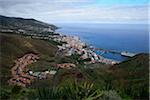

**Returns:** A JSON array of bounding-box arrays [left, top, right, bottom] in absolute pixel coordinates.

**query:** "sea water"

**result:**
[[56, 23, 149, 61]]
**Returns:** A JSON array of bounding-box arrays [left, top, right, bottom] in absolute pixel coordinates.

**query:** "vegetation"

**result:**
[[27, 81, 122, 100], [0, 15, 58, 34], [0, 81, 122, 100], [0, 33, 58, 86], [111, 53, 149, 99], [0, 32, 149, 99], [0, 15, 149, 100], [79, 54, 149, 99]]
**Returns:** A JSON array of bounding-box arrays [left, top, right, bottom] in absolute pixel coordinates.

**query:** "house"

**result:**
[[58, 45, 66, 50], [81, 53, 88, 59], [49, 70, 57, 75], [29, 70, 33, 75], [57, 63, 76, 69], [32, 72, 41, 77]]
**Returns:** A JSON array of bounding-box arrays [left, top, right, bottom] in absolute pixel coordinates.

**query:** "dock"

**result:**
[[92, 48, 121, 54], [92, 48, 136, 57], [121, 52, 136, 57]]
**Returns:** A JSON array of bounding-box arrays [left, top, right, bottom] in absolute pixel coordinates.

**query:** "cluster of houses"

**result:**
[[1, 29, 117, 65], [56, 63, 76, 69], [57, 35, 86, 56], [19, 30, 120, 65], [9, 53, 40, 87], [24, 32, 120, 65], [0, 24, 55, 35], [8, 53, 78, 87], [5, 29, 119, 66], [28, 70, 57, 80], [53, 34, 119, 65], [8, 53, 58, 87]]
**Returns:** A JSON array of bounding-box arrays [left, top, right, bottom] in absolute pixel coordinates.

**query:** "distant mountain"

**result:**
[[0, 15, 58, 34]]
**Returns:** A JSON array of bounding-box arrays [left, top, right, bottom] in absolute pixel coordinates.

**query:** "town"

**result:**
[[6, 30, 121, 87], [55, 34, 119, 65], [8, 53, 77, 87], [1, 28, 120, 65], [24, 32, 120, 65]]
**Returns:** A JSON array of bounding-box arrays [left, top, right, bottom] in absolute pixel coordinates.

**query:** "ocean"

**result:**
[[56, 23, 149, 61]]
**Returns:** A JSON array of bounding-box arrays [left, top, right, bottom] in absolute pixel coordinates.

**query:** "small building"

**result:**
[[49, 70, 57, 75], [32, 72, 41, 77], [29, 70, 33, 75], [57, 63, 76, 69]]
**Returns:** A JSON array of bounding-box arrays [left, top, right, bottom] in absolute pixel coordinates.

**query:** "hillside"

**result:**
[[0, 33, 58, 86], [0, 15, 58, 34], [0, 32, 79, 88], [0, 32, 149, 99], [111, 53, 149, 99], [50, 53, 149, 100], [0, 33, 94, 100], [0, 15, 149, 100], [78, 53, 149, 99]]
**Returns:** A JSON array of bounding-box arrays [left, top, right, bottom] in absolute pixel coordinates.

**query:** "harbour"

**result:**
[[57, 23, 149, 61], [92, 48, 136, 57]]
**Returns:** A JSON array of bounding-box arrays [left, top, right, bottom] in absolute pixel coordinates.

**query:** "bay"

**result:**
[[56, 23, 149, 61]]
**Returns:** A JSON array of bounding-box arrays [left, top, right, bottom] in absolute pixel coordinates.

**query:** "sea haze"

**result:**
[[56, 23, 149, 61]]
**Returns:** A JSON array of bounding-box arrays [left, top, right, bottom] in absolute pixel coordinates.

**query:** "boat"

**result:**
[[121, 51, 136, 57]]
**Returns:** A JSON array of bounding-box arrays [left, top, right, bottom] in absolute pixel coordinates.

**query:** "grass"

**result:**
[[0, 32, 149, 100], [110, 53, 149, 99], [0, 33, 57, 86], [0, 32, 81, 87]]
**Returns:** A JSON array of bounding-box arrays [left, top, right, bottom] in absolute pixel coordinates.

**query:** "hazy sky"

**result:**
[[0, 0, 149, 24]]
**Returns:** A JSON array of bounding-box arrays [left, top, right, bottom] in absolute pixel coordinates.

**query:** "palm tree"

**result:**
[[27, 81, 103, 100]]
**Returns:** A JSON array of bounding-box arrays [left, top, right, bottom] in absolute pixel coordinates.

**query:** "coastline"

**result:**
[[56, 23, 149, 60], [54, 32, 121, 65], [55, 30, 137, 61], [1, 26, 136, 64]]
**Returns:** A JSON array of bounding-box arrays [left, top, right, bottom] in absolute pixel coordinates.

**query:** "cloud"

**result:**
[[0, 0, 148, 24]]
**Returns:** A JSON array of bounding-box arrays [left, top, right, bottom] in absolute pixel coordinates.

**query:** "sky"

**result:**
[[0, 0, 149, 24]]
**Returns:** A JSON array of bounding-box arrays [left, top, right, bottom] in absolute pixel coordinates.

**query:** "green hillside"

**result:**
[[78, 53, 149, 99], [0, 15, 149, 100], [0, 15, 58, 34], [0, 32, 79, 87], [0, 33, 149, 100], [111, 53, 149, 99], [0, 33, 58, 86]]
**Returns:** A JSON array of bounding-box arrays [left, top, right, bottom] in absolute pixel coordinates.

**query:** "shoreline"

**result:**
[[56, 23, 149, 60], [0, 30, 135, 64], [54, 32, 121, 65], [57, 29, 139, 59], [57, 31, 138, 61]]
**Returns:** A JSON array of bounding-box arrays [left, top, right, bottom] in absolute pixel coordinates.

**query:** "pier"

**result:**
[[92, 48, 136, 57], [92, 48, 121, 54]]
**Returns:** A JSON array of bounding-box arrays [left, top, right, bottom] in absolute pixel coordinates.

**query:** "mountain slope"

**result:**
[[0, 15, 58, 34], [0, 15, 149, 100], [80, 53, 149, 99], [110, 53, 149, 99], [0, 33, 58, 86]]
